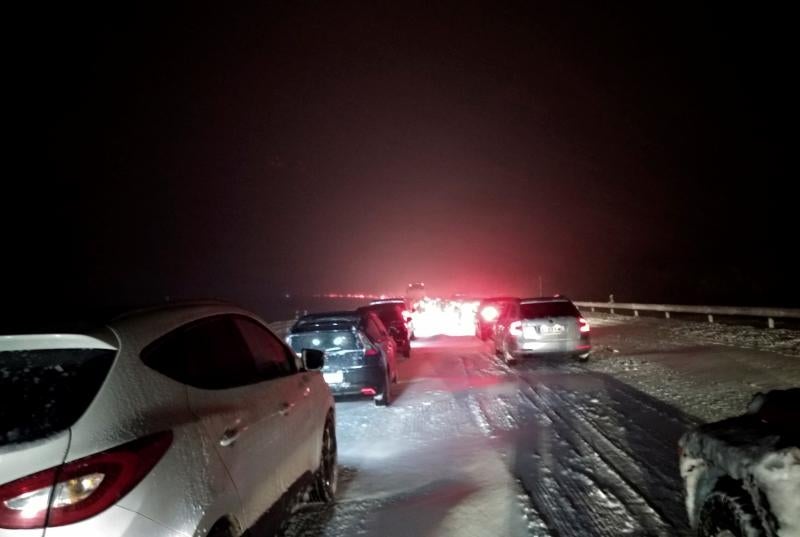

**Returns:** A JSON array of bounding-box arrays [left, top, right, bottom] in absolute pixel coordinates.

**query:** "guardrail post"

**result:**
[[634, 310, 639, 317], [591, 307, 595, 312], [768, 317, 775, 329], [708, 314, 714, 323], [610, 307, 615, 314], [665, 311, 670, 319]]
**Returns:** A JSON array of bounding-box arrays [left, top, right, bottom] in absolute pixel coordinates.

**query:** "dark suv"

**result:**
[[475, 297, 519, 340], [287, 310, 398, 405], [361, 301, 412, 357]]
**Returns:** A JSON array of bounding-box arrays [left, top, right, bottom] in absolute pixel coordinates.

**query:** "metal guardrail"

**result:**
[[574, 301, 800, 329]]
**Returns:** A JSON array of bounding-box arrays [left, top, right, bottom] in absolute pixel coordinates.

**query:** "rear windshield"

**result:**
[[0, 348, 116, 446], [368, 305, 402, 325], [520, 302, 580, 319], [288, 331, 360, 354]]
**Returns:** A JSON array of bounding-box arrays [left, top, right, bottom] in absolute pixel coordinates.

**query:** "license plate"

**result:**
[[323, 371, 344, 384], [523, 326, 539, 339], [539, 324, 564, 334]]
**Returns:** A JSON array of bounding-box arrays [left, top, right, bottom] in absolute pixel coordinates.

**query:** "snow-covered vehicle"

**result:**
[[679, 388, 800, 537]]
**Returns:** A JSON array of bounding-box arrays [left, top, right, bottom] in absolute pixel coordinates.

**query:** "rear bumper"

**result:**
[[508, 336, 591, 356], [39, 504, 185, 537], [324, 364, 386, 395]]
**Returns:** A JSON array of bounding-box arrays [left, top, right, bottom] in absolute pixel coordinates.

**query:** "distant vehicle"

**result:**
[[288, 310, 398, 406], [679, 388, 800, 537], [475, 296, 519, 340], [405, 282, 426, 305], [365, 300, 413, 354], [0, 302, 337, 537], [493, 296, 591, 363]]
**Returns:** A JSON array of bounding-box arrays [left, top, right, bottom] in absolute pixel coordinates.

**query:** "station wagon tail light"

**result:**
[[0, 431, 172, 529], [509, 321, 523, 336], [480, 306, 499, 322], [579, 317, 590, 333]]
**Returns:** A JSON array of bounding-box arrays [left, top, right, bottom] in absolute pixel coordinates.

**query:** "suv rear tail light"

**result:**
[[480, 306, 499, 322], [508, 321, 523, 336], [0, 431, 172, 529], [579, 317, 590, 333], [357, 333, 380, 357]]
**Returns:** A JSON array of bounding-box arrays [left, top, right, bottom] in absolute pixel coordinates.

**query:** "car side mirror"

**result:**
[[302, 348, 325, 371], [388, 325, 399, 335]]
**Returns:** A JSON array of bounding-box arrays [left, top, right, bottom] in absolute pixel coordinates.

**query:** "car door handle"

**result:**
[[279, 401, 295, 416], [219, 427, 241, 447]]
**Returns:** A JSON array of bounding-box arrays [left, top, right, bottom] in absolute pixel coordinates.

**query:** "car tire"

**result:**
[[502, 344, 517, 365], [374, 368, 392, 406], [309, 417, 338, 503], [698, 487, 763, 537], [403, 344, 411, 358]]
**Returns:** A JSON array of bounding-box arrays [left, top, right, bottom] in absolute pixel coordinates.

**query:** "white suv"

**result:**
[[0, 302, 336, 537]]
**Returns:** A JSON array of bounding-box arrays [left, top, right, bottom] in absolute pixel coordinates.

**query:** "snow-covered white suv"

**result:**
[[0, 302, 337, 537], [679, 388, 799, 537]]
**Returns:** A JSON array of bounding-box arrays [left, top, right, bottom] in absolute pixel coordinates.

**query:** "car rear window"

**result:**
[[520, 301, 580, 319], [368, 305, 402, 325], [288, 331, 359, 354], [0, 348, 115, 446]]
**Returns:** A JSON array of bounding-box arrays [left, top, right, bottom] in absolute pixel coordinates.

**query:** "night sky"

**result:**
[[6, 2, 798, 319]]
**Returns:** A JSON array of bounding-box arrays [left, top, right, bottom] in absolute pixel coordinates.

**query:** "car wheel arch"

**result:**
[[204, 516, 239, 537], [698, 476, 768, 537]]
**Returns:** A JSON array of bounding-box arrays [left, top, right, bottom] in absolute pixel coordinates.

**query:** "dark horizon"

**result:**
[[5, 2, 798, 317]]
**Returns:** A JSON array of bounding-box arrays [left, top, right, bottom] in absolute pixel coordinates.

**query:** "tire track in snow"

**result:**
[[532, 383, 687, 534], [517, 384, 654, 536], [464, 380, 631, 536]]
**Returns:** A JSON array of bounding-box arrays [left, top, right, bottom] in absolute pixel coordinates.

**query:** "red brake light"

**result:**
[[579, 317, 590, 333], [480, 306, 499, 322], [0, 431, 172, 529], [509, 320, 523, 336]]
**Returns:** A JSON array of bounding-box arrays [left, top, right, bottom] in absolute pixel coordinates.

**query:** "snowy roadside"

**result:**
[[583, 313, 800, 422]]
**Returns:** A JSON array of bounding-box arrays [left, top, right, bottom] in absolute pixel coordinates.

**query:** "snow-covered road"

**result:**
[[281, 316, 800, 537]]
